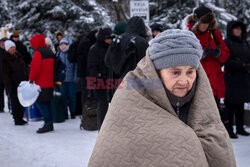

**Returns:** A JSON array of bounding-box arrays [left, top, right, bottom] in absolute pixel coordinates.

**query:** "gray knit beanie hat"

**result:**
[[149, 29, 202, 70]]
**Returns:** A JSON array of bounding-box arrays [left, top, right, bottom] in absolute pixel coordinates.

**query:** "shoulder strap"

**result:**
[[211, 30, 219, 46]]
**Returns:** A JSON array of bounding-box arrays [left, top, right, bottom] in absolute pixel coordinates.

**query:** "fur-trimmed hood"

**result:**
[[181, 13, 217, 33]]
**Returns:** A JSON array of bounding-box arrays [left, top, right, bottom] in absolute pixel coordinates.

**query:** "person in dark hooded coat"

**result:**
[[77, 30, 97, 79], [87, 27, 112, 130], [76, 30, 97, 105], [224, 20, 250, 138], [105, 16, 149, 79]]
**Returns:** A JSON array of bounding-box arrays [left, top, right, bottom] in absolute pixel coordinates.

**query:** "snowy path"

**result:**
[[0, 111, 250, 167]]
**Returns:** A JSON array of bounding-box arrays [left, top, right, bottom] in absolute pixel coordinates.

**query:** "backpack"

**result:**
[[80, 90, 98, 131], [105, 35, 137, 78], [67, 40, 80, 63]]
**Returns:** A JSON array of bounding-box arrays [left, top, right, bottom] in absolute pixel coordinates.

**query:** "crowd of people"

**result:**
[[0, 6, 249, 141]]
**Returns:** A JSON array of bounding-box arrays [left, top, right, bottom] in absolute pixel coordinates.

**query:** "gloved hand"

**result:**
[[244, 64, 250, 72], [202, 48, 212, 59], [210, 46, 221, 58], [55, 81, 62, 85]]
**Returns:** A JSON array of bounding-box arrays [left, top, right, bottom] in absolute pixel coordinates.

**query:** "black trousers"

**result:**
[[95, 89, 109, 130], [226, 102, 245, 131], [10, 88, 25, 121], [214, 96, 229, 124], [80, 78, 88, 104], [0, 83, 4, 111]]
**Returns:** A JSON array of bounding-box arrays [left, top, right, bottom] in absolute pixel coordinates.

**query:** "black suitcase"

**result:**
[[51, 91, 66, 123]]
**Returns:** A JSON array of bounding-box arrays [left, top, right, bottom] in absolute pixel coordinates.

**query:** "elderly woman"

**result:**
[[88, 29, 235, 167], [2, 40, 28, 125]]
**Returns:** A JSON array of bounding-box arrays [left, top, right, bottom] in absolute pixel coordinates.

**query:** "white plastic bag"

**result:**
[[17, 81, 41, 107]]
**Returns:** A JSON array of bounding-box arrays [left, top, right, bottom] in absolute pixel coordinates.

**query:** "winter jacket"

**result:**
[[29, 34, 54, 101], [2, 51, 27, 94], [88, 53, 236, 167], [56, 37, 78, 82], [183, 16, 230, 98], [54, 56, 66, 83], [76, 30, 97, 78], [10, 37, 32, 67], [88, 28, 112, 80], [105, 16, 149, 79], [224, 21, 250, 104]]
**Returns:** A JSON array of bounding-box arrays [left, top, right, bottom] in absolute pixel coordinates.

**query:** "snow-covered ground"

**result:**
[[0, 107, 250, 167], [0, 111, 98, 167]]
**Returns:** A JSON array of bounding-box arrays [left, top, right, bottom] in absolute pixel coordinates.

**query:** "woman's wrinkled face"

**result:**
[[159, 66, 197, 97], [198, 23, 209, 32], [8, 47, 16, 55]]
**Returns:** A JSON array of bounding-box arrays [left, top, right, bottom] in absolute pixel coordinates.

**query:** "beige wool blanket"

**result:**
[[88, 53, 236, 167]]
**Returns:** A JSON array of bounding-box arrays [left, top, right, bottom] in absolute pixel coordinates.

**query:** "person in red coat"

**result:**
[[182, 6, 230, 125], [29, 34, 55, 133]]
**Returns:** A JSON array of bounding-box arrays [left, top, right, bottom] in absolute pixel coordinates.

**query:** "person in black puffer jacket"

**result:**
[[87, 27, 112, 130], [224, 20, 250, 138]]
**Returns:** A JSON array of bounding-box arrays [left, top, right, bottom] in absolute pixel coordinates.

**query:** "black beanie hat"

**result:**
[[151, 23, 164, 32], [194, 6, 212, 19], [97, 27, 112, 41]]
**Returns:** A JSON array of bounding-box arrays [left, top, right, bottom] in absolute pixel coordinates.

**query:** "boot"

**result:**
[[228, 130, 238, 139], [65, 112, 69, 120], [15, 119, 28, 126], [37, 124, 54, 133], [237, 128, 250, 136], [71, 113, 75, 119]]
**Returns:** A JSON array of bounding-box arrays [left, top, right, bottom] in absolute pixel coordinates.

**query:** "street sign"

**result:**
[[130, 0, 149, 26]]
